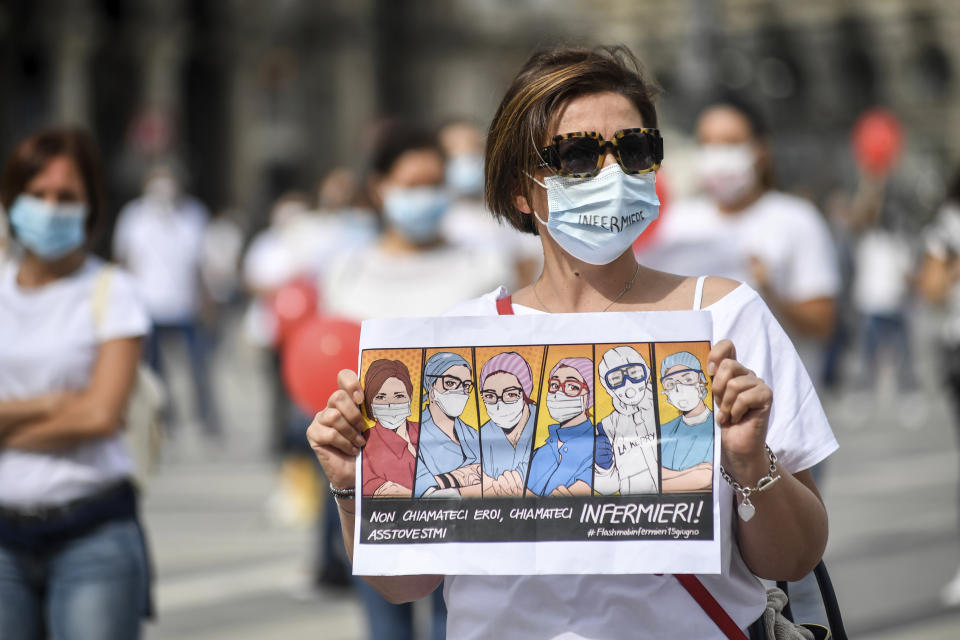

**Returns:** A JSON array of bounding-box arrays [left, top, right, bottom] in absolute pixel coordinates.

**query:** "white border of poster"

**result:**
[[353, 310, 721, 576]]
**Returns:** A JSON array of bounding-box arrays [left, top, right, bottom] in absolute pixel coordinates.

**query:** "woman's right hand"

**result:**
[[306, 369, 368, 491]]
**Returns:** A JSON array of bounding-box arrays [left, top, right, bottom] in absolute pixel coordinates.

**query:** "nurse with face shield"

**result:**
[[594, 346, 659, 495], [477, 352, 537, 497], [659, 351, 714, 493], [414, 352, 482, 497]]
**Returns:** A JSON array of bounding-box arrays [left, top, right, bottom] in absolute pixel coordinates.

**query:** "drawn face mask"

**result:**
[[546, 392, 585, 424], [486, 399, 524, 431], [613, 380, 647, 409], [432, 388, 469, 418], [530, 164, 660, 265], [665, 383, 703, 413], [371, 402, 411, 430]]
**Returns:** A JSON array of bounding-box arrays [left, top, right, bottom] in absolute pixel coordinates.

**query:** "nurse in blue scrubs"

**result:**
[[414, 352, 482, 497]]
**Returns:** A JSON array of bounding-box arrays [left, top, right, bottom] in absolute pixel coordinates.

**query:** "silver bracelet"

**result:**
[[719, 445, 781, 522], [329, 483, 356, 499]]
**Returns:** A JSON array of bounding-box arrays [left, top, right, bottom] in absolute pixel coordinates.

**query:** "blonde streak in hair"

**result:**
[[487, 62, 590, 219], [495, 64, 588, 177]]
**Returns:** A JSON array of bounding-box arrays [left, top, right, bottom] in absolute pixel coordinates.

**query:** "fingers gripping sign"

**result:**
[[706, 340, 772, 467], [306, 369, 367, 491]]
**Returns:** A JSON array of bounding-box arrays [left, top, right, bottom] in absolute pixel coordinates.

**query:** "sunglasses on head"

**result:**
[[538, 128, 664, 178]]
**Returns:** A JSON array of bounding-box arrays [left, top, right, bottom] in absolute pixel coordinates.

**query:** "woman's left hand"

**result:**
[[706, 339, 772, 471]]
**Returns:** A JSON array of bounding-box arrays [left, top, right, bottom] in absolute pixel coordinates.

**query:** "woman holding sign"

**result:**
[[308, 45, 836, 638]]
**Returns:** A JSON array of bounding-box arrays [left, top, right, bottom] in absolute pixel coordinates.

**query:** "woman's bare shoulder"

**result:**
[[700, 276, 743, 308]]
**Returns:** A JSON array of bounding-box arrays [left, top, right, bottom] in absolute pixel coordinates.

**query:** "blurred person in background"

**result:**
[[243, 181, 377, 530], [439, 119, 541, 289], [243, 192, 326, 529], [0, 128, 151, 639], [200, 207, 245, 314], [637, 97, 839, 375], [846, 175, 920, 415], [321, 120, 513, 640], [920, 168, 960, 605], [113, 163, 220, 438], [637, 95, 839, 627]]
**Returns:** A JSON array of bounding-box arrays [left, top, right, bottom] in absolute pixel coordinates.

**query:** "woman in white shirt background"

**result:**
[[637, 96, 840, 381], [0, 128, 151, 639], [321, 120, 512, 640]]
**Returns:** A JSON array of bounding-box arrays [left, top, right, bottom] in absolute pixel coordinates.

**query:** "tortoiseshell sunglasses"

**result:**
[[538, 128, 663, 178]]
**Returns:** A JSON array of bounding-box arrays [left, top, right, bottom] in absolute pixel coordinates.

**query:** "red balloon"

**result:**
[[633, 169, 669, 252], [269, 277, 319, 346], [852, 109, 903, 176], [282, 316, 362, 414]]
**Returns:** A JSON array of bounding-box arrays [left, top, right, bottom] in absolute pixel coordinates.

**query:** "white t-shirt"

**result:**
[[442, 198, 544, 269], [852, 228, 913, 316], [638, 192, 840, 304], [440, 284, 838, 639], [244, 211, 377, 293], [322, 243, 514, 321], [113, 194, 209, 323], [0, 256, 150, 507]]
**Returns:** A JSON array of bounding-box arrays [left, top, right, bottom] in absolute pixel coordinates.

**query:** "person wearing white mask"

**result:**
[[594, 346, 659, 495], [637, 98, 839, 379], [361, 359, 419, 498], [477, 352, 538, 497], [525, 357, 596, 497], [113, 163, 219, 436], [658, 351, 714, 493], [414, 352, 482, 498], [308, 46, 837, 639]]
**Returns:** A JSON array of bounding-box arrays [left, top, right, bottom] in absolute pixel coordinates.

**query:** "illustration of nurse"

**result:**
[[526, 357, 595, 497], [659, 351, 714, 492], [415, 352, 482, 497], [361, 359, 419, 498], [477, 352, 537, 497]]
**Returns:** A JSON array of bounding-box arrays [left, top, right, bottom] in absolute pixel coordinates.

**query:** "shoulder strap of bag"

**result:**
[[675, 574, 750, 640], [814, 561, 847, 640], [496, 294, 514, 315], [92, 265, 114, 333]]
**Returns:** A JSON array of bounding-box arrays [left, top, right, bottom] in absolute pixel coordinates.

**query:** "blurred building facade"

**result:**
[[1, 0, 958, 239]]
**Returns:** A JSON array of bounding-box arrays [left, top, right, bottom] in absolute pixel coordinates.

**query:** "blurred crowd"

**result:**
[[2, 87, 960, 638]]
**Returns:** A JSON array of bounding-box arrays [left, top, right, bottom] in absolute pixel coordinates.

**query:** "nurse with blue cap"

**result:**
[[414, 352, 482, 497], [659, 351, 714, 492]]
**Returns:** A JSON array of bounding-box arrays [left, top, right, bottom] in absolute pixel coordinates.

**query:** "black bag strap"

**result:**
[[814, 561, 847, 640], [775, 561, 846, 640]]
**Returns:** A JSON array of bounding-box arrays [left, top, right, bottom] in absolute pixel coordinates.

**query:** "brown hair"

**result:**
[[0, 127, 106, 238], [363, 359, 414, 417], [484, 45, 661, 235]]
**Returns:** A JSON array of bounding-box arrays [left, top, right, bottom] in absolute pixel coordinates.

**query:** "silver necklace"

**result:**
[[534, 262, 640, 313]]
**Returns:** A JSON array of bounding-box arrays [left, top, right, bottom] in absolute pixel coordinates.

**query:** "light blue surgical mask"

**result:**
[[9, 194, 88, 260], [382, 186, 450, 244], [446, 153, 484, 197], [531, 164, 659, 265]]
